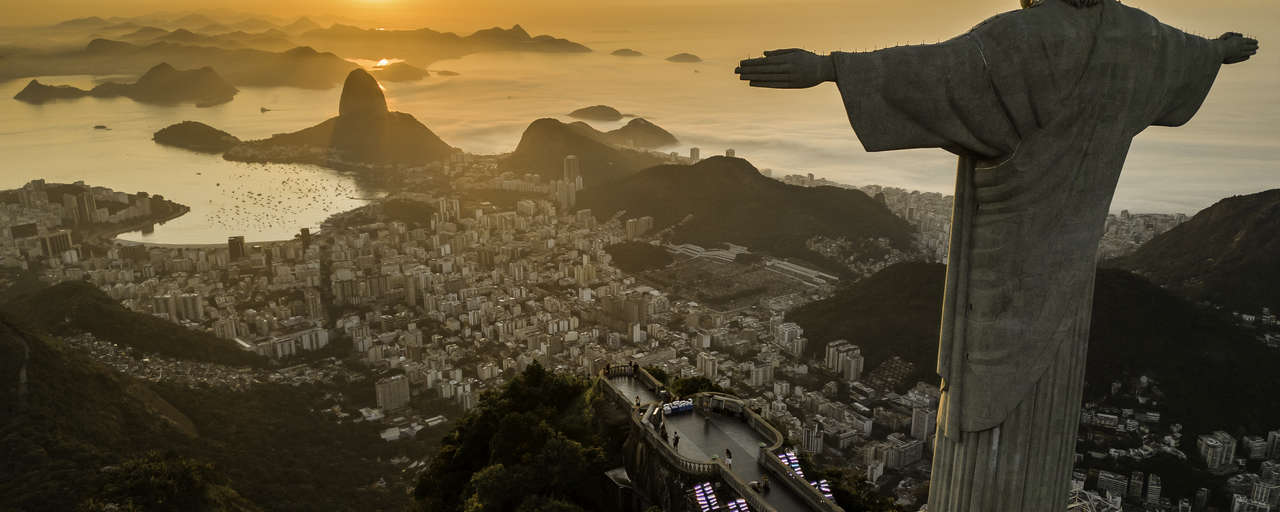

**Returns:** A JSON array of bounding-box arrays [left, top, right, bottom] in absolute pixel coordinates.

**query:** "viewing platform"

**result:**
[[602, 365, 842, 512]]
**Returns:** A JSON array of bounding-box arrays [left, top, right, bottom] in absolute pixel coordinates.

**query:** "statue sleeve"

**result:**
[[830, 36, 1020, 159], [1148, 25, 1223, 128]]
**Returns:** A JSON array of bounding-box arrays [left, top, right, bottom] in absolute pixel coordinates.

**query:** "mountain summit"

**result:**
[[502, 118, 665, 187], [223, 68, 454, 170], [1108, 188, 1280, 313], [577, 156, 915, 270], [337, 68, 388, 117]]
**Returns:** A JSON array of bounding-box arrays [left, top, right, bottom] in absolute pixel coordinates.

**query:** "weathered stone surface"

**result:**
[[818, 0, 1233, 508]]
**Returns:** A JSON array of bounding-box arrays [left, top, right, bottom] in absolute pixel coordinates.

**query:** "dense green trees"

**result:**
[[79, 451, 258, 512], [1, 309, 434, 511], [415, 363, 624, 512], [794, 454, 903, 512], [667, 376, 724, 398], [153, 382, 424, 512]]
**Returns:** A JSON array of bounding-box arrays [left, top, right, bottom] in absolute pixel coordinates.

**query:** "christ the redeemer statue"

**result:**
[[736, 0, 1257, 508]]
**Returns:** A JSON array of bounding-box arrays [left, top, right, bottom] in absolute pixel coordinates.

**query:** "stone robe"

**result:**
[[830, 0, 1222, 507]]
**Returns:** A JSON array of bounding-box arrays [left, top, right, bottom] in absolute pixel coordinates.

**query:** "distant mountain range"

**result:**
[[1108, 189, 1280, 315], [577, 157, 916, 270], [52, 13, 317, 36], [14, 62, 238, 106], [501, 118, 667, 187], [114, 26, 299, 52], [2, 19, 589, 89], [296, 24, 590, 64], [280, 17, 321, 35], [0, 39, 357, 89], [786, 262, 1280, 436]]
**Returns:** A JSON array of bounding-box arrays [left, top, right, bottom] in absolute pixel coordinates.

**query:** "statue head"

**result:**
[[1022, 0, 1101, 7]]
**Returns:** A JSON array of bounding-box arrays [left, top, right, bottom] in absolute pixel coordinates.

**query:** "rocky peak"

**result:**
[[338, 68, 388, 117]]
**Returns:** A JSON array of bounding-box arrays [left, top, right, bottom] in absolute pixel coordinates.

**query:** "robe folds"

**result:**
[[831, 0, 1221, 507]]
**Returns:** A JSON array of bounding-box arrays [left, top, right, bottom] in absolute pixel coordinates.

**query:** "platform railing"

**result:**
[[691, 392, 845, 512], [599, 367, 841, 512]]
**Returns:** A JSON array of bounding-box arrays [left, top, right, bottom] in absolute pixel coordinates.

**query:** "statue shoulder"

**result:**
[[967, 8, 1032, 36]]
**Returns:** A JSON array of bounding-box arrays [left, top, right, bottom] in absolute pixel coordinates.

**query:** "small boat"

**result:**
[[261, 107, 271, 113], [93, 125, 110, 130]]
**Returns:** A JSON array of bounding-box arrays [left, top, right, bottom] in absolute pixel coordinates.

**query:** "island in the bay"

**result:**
[[13, 62, 238, 106], [152, 121, 241, 153], [665, 52, 703, 63], [569, 104, 624, 121], [369, 61, 430, 82]]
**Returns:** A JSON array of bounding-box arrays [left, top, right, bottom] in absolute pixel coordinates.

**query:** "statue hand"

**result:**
[[1218, 32, 1259, 64], [735, 49, 835, 89]]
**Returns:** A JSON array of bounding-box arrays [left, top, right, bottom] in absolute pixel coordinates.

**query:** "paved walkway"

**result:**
[[610, 376, 658, 407], [662, 411, 807, 512], [607, 376, 813, 512]]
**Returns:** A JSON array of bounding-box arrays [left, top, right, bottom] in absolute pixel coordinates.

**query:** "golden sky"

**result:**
[[7, 0, 1272, 74], [5, 0, 1276, 36]]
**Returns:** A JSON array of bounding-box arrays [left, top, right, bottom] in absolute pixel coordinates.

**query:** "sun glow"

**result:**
[[375, 58, 391, 67]]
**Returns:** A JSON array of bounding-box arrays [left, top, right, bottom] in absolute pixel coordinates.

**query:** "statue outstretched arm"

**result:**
[[735, 39, 1017, 158], [1145, 26, 1255, 129], [733, 49, 835, 89]]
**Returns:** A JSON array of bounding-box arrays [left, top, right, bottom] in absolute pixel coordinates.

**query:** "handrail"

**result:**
[[600, 367, 716, 474], [691, 391, 844, 512], [716, 459, 780, 512], [692, 393, 785, 451], [760, 452, 845, 512]]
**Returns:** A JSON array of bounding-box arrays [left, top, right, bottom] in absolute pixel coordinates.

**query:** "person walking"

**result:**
[[725, 448, 733, 468]]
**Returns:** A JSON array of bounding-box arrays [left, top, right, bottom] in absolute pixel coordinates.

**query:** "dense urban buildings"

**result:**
[[3, 159, 1273, 510]]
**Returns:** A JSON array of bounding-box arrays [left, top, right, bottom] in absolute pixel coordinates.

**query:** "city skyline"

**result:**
[[1, 2, 1278, 511]]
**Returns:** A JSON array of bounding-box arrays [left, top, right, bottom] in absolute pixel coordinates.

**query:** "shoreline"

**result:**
[[110, 237, 299, 249]]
